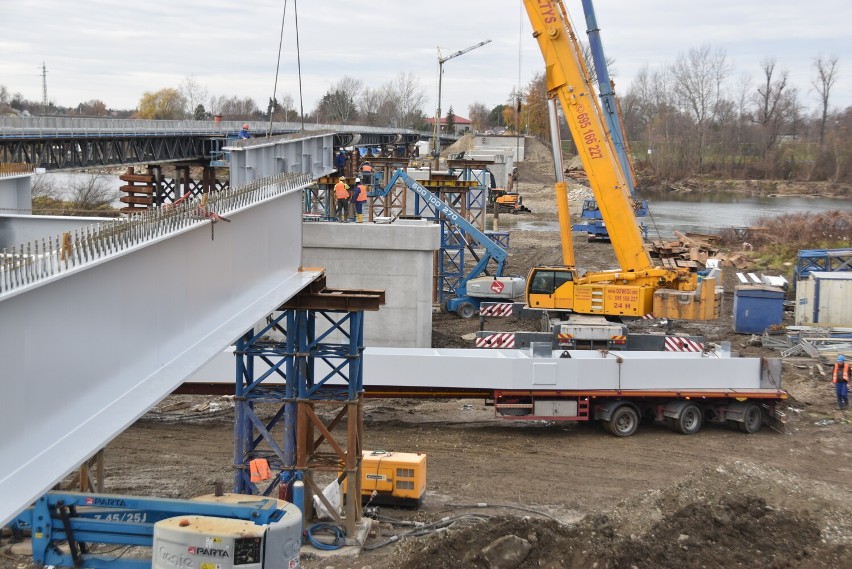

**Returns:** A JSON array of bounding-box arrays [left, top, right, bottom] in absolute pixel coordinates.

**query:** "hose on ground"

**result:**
[[442, 502, 571, 526], [363, 513, 490, 550], [305, 523, 345, 551]]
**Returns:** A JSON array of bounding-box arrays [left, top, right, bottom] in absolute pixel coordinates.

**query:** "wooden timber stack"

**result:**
[[118, 167, 155, 214]]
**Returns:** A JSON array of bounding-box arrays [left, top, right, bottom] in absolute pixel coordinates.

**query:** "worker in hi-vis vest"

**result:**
[[833, 354, 849, 410], [334, 177, 350, 222], [352, 178, 368, 223]]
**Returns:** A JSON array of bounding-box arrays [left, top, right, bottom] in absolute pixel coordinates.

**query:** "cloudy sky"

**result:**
[[2, 1, 851, 118]]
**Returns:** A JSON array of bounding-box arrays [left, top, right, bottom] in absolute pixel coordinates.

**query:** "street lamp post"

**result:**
[[432, 39, 492, 161]]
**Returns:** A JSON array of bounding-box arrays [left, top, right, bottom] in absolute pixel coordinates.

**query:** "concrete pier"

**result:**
[[303, 219, 440, 348]]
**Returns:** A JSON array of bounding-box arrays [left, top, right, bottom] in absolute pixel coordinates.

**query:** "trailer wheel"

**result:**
[[607, 406, 639, 437], [737, 403, 763, 434], [675, 404, 703, 435], [457, 302, 475, 319]]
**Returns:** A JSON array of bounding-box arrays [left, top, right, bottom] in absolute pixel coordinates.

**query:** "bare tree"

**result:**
[[811, 55, 839, 144], [358, 87, 391, 126], [385, 72, 426, 129], [210, 95, 259, 120], [468, 102, 490, 132], [67, 174, 118, 214], [752, 59, 797, 168], [30, 174, 60, 202], [670, 44, 732, 170], [180, 76, 209, 120]]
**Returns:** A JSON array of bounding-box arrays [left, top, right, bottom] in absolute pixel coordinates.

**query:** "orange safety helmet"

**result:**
[[242, 123, 250, 130]]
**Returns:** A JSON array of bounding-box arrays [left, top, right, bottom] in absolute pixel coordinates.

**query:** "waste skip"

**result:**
[[733, 285, 785, 334]]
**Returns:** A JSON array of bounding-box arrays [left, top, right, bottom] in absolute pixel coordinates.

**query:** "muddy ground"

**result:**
[[3, 159, 851, 569]]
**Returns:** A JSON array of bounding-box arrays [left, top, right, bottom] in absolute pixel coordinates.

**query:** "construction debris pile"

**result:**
[[646, 231, 754, 270]]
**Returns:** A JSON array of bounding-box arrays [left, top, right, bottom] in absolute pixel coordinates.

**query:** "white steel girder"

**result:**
[[361, 348, 780, 391], [0, 174, 321, 525]]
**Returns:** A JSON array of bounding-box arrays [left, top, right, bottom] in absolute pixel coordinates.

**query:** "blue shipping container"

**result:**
[[733, 285, 785, 334]]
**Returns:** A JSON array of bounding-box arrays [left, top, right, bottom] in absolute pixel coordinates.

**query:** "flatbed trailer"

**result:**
[[493, 387, 785, 436], [363, 347, 787, 437]]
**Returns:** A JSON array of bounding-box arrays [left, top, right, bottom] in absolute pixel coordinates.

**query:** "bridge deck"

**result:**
[[0, 173, 319, 526]]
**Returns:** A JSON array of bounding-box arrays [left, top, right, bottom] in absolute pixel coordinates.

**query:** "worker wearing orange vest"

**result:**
[[833, 354, 849, 409], [334, 177, 350, 222], [360, 161, 373, 186], [351, 178, 368, 223]]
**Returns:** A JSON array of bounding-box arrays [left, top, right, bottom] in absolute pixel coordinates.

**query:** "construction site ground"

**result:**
[[3, 162, 851, 569]]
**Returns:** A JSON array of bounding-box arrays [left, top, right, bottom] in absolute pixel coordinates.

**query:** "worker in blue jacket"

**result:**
[[238, 123, 252, 139], [334, 150, 347, 177]]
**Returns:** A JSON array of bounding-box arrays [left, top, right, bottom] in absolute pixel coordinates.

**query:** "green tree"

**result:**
[[193, 104, 209, 120], [315, 89, 358, 124], [137, 88, 186, 119], [445, 106, 456, 133], [489, 104, 506, 127]]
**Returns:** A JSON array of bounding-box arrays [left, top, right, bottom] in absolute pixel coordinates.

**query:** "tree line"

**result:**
[[509, 45, 850, 183]]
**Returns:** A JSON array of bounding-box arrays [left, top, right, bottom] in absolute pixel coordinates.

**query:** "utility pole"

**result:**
[[433, 39, 491, 164], [41, 62, 48, 114]]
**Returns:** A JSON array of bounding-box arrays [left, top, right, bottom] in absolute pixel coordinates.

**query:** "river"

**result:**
[[516, 190, 851, 239]]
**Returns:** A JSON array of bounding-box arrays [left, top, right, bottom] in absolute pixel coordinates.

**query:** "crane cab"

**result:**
[[526, 267, 577, 310]]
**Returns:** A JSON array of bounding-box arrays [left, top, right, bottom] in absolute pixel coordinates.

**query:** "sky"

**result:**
[[2, 0, 851, 119]]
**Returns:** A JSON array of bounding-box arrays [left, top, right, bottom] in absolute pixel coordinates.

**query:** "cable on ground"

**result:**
[[305, 523, 345, 551]]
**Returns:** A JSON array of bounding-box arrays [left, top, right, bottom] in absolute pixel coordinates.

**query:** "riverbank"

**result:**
[[648, 177, 852, 198]]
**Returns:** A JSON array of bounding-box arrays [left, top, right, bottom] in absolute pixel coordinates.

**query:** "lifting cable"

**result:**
[[268, 0, 288, 137], [268, 0, 305, 135]]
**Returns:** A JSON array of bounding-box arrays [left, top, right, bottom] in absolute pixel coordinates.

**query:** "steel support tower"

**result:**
[[232, 275, 383, 535]]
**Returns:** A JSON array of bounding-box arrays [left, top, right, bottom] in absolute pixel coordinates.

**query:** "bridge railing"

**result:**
[[0, 172, 312, 297], [0, 117, 423, 139]]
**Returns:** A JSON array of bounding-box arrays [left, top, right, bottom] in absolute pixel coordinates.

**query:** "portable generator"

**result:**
[[349, 450, 427, 507]]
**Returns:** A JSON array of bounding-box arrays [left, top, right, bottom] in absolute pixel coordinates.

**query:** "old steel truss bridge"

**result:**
[[0, 117, 431, 171]]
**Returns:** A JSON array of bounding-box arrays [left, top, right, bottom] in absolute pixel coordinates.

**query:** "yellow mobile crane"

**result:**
[[522, 0, 719, 320]]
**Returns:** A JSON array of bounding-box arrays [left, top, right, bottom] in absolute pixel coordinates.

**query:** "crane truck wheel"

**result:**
[[607, 405, 639, 437], [737, 403, 763, 434], [674, 404, 703, 435], [457, 302, 476, 319]]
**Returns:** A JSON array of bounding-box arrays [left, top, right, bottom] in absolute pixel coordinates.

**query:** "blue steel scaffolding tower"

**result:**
[[232, 274, 384, 535]]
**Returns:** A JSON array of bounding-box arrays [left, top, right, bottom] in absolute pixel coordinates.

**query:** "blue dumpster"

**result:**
[[733, 285, 785, 334]]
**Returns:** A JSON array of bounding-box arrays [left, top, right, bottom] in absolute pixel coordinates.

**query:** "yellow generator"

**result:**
[[353, 450, 427, 507]]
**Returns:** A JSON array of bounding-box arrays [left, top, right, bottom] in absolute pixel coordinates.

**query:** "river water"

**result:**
[[517, 190, 851, 239]]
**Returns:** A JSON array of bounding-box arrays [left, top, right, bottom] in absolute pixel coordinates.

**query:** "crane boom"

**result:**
[[521, 0, 719, 320], [439, 39, 492, 64], [523, 0, 649, 271]]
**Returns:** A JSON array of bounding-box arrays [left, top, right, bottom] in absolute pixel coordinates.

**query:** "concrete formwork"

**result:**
[[302, 220, 440, 348]]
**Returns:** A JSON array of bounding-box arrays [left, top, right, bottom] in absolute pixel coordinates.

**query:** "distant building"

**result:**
[[425, 115, 472, 136]]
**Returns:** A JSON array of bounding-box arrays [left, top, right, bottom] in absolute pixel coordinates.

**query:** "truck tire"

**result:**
[[737, 403, 763, 434], [607, 406, 639, 437], [675, 404, 703, 435], [457, 302, 475, 319]]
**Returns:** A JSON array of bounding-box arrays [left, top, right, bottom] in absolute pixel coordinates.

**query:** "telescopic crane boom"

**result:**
[[522, 0, 718, 320]]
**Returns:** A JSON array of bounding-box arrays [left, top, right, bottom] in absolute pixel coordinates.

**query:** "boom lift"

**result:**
[[372, 169, 524, 318], [570, 0, 649, 242], [522, 0, 719, 320], [8, 491, 301, 569]]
